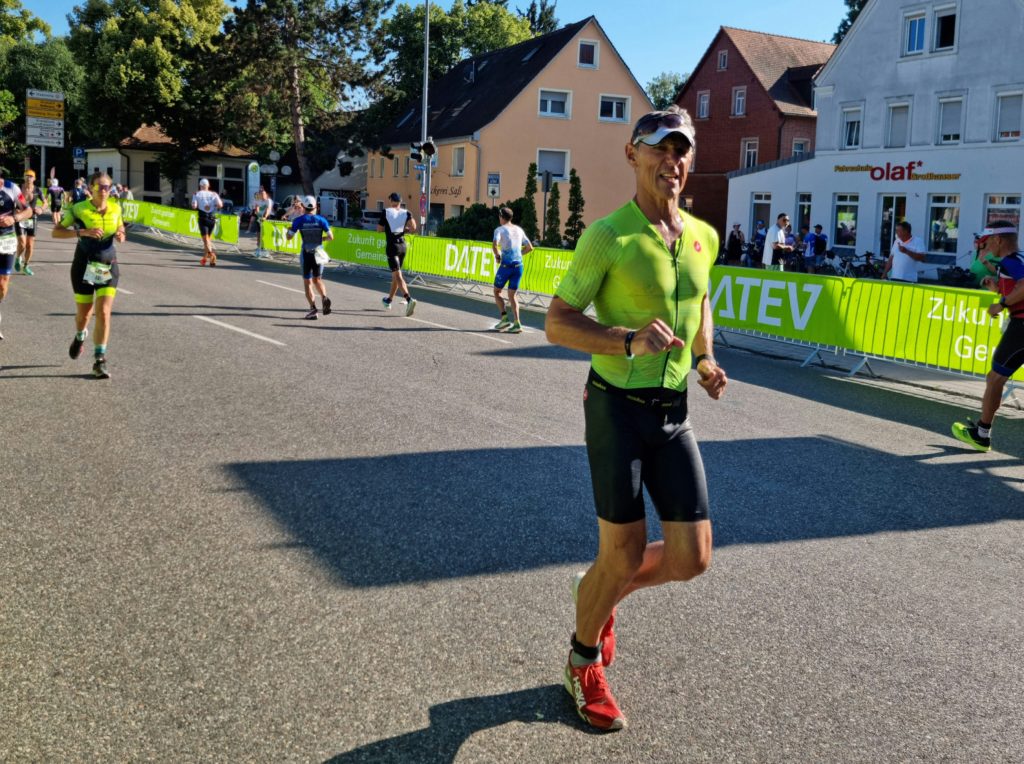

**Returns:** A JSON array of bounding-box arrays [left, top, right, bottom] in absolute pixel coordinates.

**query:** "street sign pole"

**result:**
[[421, 0, 430, 230], [41, 146, 46, 186]]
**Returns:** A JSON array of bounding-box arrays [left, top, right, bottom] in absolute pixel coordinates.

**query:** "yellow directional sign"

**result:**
[[27, 98, 65, 118]]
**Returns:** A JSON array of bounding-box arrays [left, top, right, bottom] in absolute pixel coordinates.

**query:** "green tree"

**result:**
[[0, 89, 19, 163], [1, 0, 50, 45], [564, 167, 584, 248], [518, 162, 538, 242], [646, 71, 688, 110], [436, 201, 498, 241], [2, 39, 87, 154], [348, 1, 533, 154], [542, 181, 560, 246], [832, 0, 869, 44], [518, 0, 557, 35], [222, 0, 390, 195], [67, 0, 230, 202]]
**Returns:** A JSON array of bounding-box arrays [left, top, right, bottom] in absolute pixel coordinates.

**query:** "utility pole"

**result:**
[[420, 0, 430, 232]]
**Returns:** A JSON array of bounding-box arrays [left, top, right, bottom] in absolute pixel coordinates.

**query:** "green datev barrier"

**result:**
[[259, 222, 1019, 383], [121, 199, 239, 244], [260, 220, 571, 295], [710, 266, 1023, 382]]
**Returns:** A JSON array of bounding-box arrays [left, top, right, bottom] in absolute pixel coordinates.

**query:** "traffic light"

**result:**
[[410, 143, 423, 162], [421, 138, 436, 157]]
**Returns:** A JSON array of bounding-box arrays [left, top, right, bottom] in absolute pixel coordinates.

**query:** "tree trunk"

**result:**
[[287, 61, 313, 197]]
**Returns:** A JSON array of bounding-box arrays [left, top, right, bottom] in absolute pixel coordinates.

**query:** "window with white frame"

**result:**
[[717, 50, 728, 70], [741, 138, 758, 169], [379, 158, 385, 177], [887, 103, 909, 147], [539, 89, 570, 117], [927, 194, 959, 253], [934, 8, 956, 50], [842, 108, 862, 148], [796, 193, 812, 232], [938, 97, 962, 143], [732, 86, 746, 117], [903, 13, 926, 55], [996, 93, 1022, 141], [599, 95, 628, 122], [393, 157, 399, 176], [578, 40, 597, 68], [792, 139, 809, 158], [697, 91, 710, 119], [537, 149, 568, 181], [985, 194, 1021, 229], [452, 146, 465, 176], [752, 192, 771, 235], [834, 193, 859, 247], [404, 156, 410, 176]]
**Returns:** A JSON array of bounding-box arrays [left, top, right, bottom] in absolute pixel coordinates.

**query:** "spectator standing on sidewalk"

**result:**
[[762, 213, 792, 271]]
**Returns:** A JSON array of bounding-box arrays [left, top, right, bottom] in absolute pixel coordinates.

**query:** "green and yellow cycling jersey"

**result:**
[[555, 200, 718, 392], [59, 198, 123, 237], [59, 198, 124, 255]]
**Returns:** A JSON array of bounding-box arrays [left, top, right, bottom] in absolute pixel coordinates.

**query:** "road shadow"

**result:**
[[323, 685, 575, 764], [228, 438, 1023, 589], [475, 344, 588, 361]]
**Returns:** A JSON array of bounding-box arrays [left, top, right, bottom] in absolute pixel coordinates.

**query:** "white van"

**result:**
[[358, 209, 382, 230]]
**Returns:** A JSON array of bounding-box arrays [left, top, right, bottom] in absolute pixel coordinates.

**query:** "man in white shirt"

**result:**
[[191, 178, 224, 266], [883, 221, 927, 283], [762, 212, 792, 271]]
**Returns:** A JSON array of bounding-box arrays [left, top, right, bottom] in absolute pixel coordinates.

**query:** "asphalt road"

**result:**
[[2, 223, 1022, 763]]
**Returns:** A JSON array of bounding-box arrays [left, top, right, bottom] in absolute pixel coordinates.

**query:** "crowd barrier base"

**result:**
[[132, 224, 242, 255]]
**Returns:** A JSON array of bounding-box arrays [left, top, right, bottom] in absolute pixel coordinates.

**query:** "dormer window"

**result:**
[[717, 50, 728, 70], [578, 40, 598, 68]]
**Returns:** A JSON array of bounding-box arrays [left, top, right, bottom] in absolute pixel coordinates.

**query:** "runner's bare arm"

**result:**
[[546, 296, 682, 357]]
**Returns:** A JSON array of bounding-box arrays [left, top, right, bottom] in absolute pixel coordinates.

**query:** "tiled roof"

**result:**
[[380, 17, 592, 146], [722, 27, 836, 117], [119, 124, 253, 158]]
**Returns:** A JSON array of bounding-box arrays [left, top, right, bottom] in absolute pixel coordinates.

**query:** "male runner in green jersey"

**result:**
[[546, 107, 727, 731]]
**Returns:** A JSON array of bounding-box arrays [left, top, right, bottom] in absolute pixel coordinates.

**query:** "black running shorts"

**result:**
[[197, 212, 216, 236], [583, 371, 709, 524], [301, 248, 325, 280], [71, 244, 119, 297], [386, 251, 406, 272], [992, 317, 1024, 377]]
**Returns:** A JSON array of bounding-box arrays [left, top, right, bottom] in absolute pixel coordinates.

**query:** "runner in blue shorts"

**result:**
[[0, 168, 33, 340], [491, 206, 533, 333], [286, 196, 334, 320]]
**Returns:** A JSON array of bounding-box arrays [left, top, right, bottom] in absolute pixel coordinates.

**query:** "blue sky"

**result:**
[[34, 0, 849, 90]]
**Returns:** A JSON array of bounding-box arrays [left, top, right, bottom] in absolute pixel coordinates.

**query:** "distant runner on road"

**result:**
[[545, 107, 727, 732], [286, 196, 334, 320], [0, 168, 32, 341], [378, 192, 417, 316], [51, 171, 126, 379], [952, 221, 1024, 453], [192, 178, 224, 266], [491, 206, 533, 334], [46, 178, 65, 225], [15, 169, 46, 276]]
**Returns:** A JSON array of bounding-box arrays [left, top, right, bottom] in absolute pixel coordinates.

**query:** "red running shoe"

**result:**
[[564, 653, 626, 731], [572, 571, 616, 667]]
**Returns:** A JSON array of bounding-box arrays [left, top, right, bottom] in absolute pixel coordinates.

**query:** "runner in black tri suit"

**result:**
[[377, 192, 418, 316]]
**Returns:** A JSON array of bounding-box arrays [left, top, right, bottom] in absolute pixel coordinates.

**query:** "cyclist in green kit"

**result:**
[[545, 107, 728, 731], [52, 171, 126, 379]]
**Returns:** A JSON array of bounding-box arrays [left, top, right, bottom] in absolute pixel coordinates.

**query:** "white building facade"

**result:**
[[727, 0, 1024, 276]]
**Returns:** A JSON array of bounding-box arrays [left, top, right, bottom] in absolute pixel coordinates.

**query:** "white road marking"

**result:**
[[192, 315, 286, 346], [407, 316, 512, 344], [118, 288, 134, 295], [257, 279, 305, 295]]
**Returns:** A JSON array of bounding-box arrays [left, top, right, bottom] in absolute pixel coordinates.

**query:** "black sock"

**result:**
[[403, 292, 411, 300], [570, 633, 599, 661], [979, 420, 992, 429]]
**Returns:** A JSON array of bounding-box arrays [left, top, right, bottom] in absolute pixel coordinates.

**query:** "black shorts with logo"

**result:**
[[992, 317, 1024, 377], [197, 212, 217, 236], [583, 370, 709, 524]]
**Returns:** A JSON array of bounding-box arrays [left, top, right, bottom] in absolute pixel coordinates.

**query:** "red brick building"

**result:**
[[675, 28, 835, 239]]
